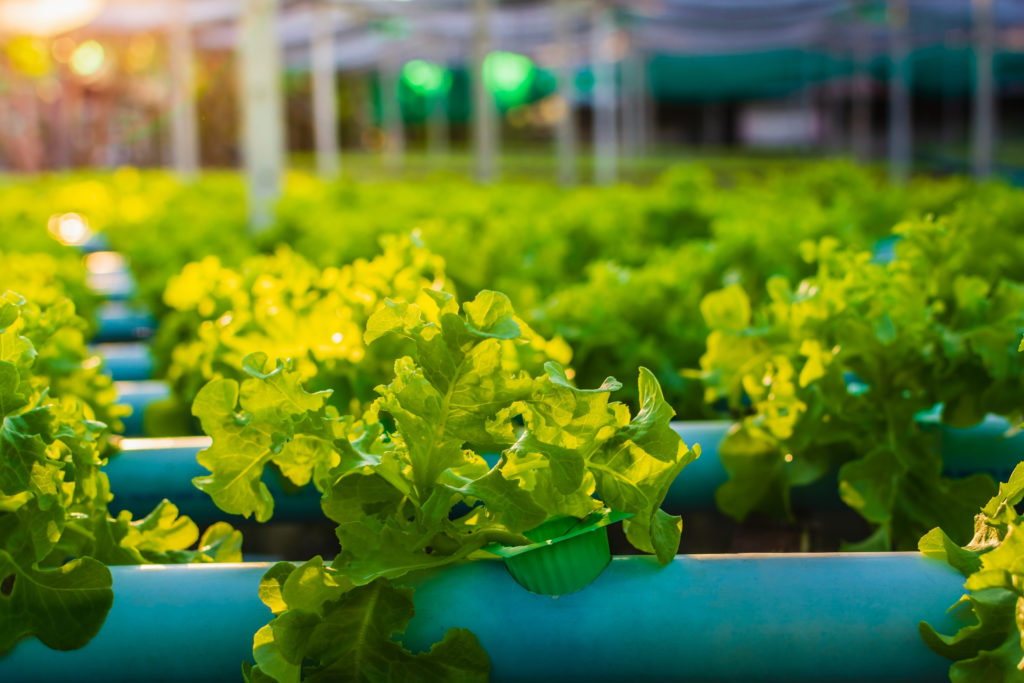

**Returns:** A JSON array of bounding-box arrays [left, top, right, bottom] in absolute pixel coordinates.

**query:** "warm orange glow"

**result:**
[[85, 251, 125, 275], [124, 34, 156, 72], [47, 212, 92, 246], [539, 95, 568, 124], [0, 0, 106, 37], [51, 36, 76, 63]]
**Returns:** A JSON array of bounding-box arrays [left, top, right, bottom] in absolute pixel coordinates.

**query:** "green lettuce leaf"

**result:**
[[0, 550, 113, 654]]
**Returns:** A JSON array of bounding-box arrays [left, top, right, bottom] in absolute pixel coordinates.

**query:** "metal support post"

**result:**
[[591, 3, 617, 185], [311, 2, 340, 178], [972, 0, 995, 178], [239, 0, 285, 231], [555, 0, 578, 185], [472, 0, 497, 182], [888, 0, 911, 184], [169, 0, 199, 176]]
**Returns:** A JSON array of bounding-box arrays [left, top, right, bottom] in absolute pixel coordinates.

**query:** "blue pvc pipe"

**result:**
[[101, 425, 730, 522], [93, 302, 156, 343], [871, 235, 900, 264], [670, 421, 842, 510], [75, 234, 112, 254], [668, 421, 730, 497], [0, 563, 269, 683], [0, 554, 966, 682], [110, 379, 1024, 490], [114, 381, 171, 437], [86, 269, 137, 302], [405, 553, 965, 682], [107, 438, 322, 523], [673, 417, 1024, 505], [105, 413, 1024, 524], [95, 342, 154, 382], [106, 436, 731, 523], [100, 423, 815, 517], [918, 412, 1024, 481]]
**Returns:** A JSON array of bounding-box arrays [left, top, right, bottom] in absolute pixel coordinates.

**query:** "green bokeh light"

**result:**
[[483, 51, 535, 106], [402, 59, 452, 96]]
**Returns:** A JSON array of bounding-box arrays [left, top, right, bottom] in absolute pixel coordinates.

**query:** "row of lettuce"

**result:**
[[11, 161, 1024, 548], [0, 282, 697, 679], [1, 161, 977, 421], [2, 161, 1024, 678], [10, 271, 1024, 680], [0, 294, 241, 655]]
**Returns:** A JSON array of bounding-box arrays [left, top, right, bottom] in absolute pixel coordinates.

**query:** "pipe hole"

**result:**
[[1, 573, 14, 597]]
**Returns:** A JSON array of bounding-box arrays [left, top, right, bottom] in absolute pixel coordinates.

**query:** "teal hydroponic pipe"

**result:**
[[0, 554, 966, 682], [917, 410, 1024, 481], [106, 435, 742, 523], [103, 432, 742, 523], [115, 381, 171, 436], [675, 417, 1024, 503], [672, 422, 844, 510], [404, 553, 965, 682], [108, 411, 1024, 523], [94, 302, 156, 343], [95, 342, 154, 382], [107, 419, 1024, 522], [110, 373, 1024, 477], [76, 233, 112, 254], [87, 274, 134, 301], [107, 438, 322, 522]]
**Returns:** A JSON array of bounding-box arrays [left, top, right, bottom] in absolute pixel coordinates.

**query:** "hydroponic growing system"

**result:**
[[4, 1, 1024, 682]]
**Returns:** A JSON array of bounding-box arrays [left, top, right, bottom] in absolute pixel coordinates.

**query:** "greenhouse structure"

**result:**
[[3, 1, 1024, 681]]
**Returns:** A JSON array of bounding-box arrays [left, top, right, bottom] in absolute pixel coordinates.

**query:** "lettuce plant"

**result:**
[[193, 289, 697, 681], [916, 329, 1024, 679], [150, 237, 569, 435], [0, 253, 122, 433], [0, 251, 101, 332], [0, 293, 241, 655], [531, 243, 718, 418], [2, 163, 980, 424], [13, 294, 128, 438], [154, 237, 448, 410], [694, 209, 1024, 549]]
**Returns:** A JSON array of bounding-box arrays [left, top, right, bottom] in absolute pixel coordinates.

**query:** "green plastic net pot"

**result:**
[[485, 509, 631, 596]]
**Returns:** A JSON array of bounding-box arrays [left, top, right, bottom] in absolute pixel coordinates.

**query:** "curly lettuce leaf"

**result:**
[[0, 551, 113, 654], [191, 355, 334, 522]]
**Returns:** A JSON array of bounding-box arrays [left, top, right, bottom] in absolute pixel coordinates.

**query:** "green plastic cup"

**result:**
[[485, 509, 631, 596]]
